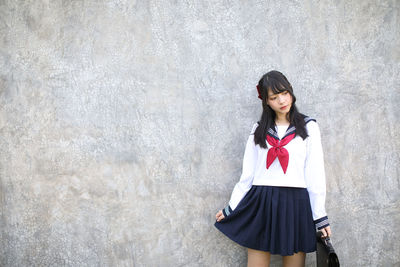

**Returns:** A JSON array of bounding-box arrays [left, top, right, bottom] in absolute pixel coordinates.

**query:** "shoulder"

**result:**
[[304, 116, 317, 125], [303, 116, 321, 137], [299, 113, 320, 135], [299, 112, 316, 125], [250, 122, 260, 135]]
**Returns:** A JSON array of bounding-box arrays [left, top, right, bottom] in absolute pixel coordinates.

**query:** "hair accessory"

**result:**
[[256, 85, 262, 100]]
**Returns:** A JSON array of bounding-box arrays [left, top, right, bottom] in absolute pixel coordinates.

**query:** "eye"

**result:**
[[270, 97, 276, 100], [282, 91, 288, 95]]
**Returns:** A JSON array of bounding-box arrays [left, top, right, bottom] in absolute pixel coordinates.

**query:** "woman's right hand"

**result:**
[[215, 210, 225, 222]]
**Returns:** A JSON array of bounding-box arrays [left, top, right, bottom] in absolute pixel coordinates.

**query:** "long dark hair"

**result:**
[[254, 70, 309, 148]]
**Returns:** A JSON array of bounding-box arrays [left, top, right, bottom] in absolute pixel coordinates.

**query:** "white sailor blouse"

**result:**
[[222, 116, 329, 230]]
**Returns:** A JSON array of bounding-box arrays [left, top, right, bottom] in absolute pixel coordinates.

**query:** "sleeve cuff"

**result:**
[[222, 205, 232, 217], [314, 216, 330, 230]]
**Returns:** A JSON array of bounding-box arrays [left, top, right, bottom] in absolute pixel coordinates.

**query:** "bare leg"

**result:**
[[282, 252, 306, 267], [247, 248, 271, 267]]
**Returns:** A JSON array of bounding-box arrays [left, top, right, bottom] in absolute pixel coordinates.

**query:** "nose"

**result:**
[[278, 94, 285, 104]]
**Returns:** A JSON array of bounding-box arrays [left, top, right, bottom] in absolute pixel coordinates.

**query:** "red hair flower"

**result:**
[[256, 85, 263, 100]]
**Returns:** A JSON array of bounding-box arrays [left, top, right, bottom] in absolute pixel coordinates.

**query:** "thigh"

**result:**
[[282, 252, 306, 267], [247, 248, 271, 267]]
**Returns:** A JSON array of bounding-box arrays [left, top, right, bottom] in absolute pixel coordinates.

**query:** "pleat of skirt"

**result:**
[[214, 185, 316, 256]]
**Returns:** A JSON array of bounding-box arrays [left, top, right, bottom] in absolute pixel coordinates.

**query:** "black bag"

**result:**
[[316, 231, 340, 267]]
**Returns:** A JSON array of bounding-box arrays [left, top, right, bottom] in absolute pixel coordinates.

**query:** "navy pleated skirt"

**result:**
[[214, 185, 316, 256]]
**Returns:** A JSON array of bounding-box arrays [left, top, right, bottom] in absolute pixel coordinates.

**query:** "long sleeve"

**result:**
[[223, 123, 259, 216], [304, 121, 330, 230]]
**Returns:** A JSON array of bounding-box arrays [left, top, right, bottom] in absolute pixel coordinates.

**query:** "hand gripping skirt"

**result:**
[[214, 185, 316, 256]]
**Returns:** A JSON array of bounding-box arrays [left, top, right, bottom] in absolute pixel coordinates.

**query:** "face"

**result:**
[[266, 89, 293, 116]]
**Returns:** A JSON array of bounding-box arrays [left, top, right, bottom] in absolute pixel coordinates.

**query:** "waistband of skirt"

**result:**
[[251, 185, 308, 191]]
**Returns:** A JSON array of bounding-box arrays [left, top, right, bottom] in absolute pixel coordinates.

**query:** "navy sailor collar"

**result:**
[[266, 116, 316, 141]]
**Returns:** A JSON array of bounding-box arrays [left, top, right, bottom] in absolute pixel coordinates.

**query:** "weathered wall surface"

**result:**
[[0, 0, 399, 266]]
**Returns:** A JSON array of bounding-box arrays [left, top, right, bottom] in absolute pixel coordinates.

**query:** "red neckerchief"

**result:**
[[266, 133, 295, 174]]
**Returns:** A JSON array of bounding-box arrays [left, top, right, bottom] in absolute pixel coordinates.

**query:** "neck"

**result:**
[[275, 113, 289, 125]]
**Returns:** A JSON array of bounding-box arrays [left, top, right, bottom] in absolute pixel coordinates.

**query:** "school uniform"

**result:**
[[214, 115, 329, 256]]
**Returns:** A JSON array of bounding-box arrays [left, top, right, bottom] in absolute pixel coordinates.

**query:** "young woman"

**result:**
[[214, 70, 331, 267]]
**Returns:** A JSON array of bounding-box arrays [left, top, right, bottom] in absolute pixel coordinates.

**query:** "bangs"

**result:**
[[267, 81, 288, 95]]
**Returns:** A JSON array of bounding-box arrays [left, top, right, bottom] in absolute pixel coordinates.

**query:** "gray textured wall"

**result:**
[[0, 0, 399, 266]]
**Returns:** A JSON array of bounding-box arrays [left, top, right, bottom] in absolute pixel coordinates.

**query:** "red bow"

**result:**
[[266, 133, 295, 174], [256, 85, 262, 100]]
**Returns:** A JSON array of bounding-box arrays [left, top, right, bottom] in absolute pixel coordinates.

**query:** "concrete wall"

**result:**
[[1, 0, 399, 266]]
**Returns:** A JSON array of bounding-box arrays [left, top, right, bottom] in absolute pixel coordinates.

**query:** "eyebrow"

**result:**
[[268, 91, 286, 97]]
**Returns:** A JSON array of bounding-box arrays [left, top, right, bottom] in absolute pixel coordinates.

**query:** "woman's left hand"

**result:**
[[320, 225, 331, 238]]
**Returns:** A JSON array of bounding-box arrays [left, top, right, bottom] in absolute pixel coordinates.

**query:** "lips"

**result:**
[[280, 105, 288, 110]]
